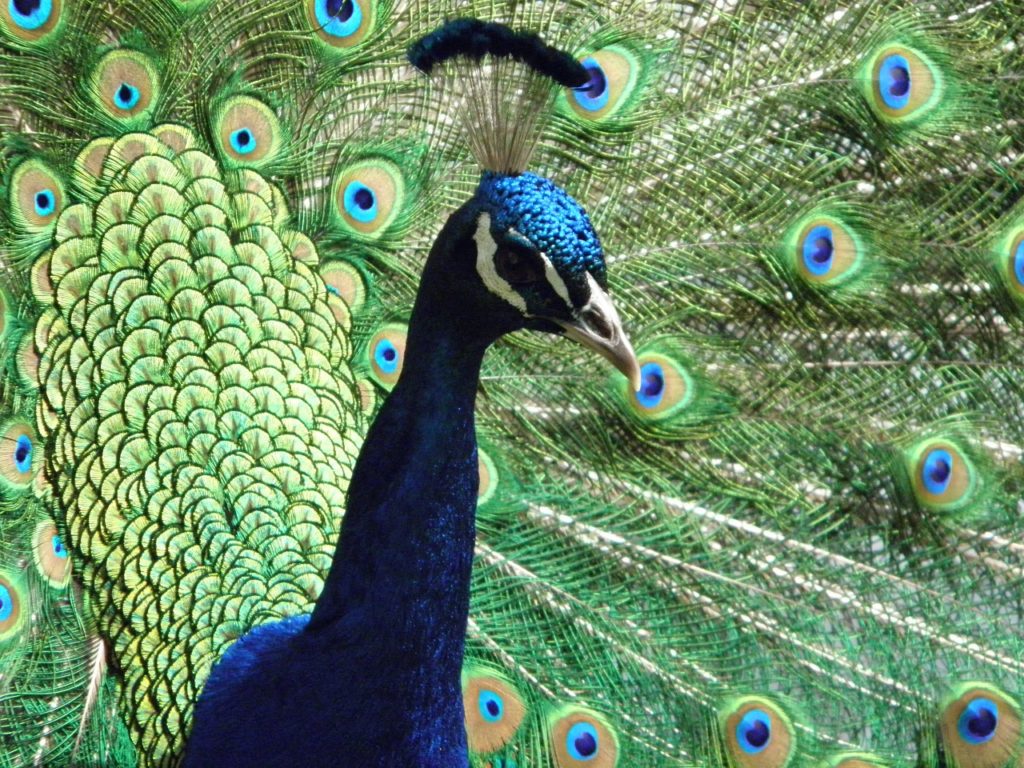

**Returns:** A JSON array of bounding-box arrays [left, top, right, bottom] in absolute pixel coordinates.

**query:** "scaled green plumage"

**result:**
[[1, 0, 1024, 767]]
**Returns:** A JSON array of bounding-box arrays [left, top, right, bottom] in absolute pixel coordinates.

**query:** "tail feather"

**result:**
[[2, 0, 1024, 766]]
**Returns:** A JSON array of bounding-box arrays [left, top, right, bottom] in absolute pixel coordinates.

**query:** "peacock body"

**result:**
[[0, 0, 1023, 766]]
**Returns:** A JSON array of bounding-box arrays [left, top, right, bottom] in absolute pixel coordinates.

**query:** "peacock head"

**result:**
[[466, 170, 640, 389], [409, 19, 641, 390]]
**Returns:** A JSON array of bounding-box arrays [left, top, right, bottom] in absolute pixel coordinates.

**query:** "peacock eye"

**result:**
[[573, 57, 609, 111], [34, 189, 55, 216], [736, 709, 772, 753], [1011, 234, 1024, 289], [549, 708, 618, 767], [566, 722, 600, 760], [463, 671, 527, 755], [308, 0, 373, 49], [478, 689, 504, 723], [957, 697, 999, 744], [5, 0, 61, 39], [494, 242, 544, 285]]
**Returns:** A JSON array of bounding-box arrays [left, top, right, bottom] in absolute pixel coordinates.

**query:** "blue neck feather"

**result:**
[[186, 205, 502, 767]]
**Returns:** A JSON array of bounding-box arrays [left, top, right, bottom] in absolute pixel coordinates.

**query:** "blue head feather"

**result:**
[[477, 172, 606, 285]]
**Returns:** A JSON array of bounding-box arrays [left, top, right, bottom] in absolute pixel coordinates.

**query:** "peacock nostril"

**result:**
[[582, 307, 613, 340]]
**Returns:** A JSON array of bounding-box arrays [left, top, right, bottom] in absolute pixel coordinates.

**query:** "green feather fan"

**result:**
[[2, 0, 1024, 766]]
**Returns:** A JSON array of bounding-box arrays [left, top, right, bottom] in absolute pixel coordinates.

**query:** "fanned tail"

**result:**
[[1, 0, 1023, 766]]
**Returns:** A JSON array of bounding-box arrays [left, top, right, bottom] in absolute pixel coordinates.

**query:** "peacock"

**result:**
[[1, 0, 1023, 766]]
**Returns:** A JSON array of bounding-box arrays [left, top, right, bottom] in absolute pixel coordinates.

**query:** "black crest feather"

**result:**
[[408, 18, 588, 89]]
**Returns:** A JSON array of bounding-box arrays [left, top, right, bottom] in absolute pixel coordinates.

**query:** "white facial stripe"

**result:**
[[474, 213, 526, 312], [541, 253, 573, 310]]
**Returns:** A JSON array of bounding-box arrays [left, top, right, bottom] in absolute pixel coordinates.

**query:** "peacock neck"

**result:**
[[307, 232, 496, 760], [311, 280, 489, 636]]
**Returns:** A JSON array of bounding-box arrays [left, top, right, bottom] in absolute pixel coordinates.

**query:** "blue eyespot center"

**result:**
[[114, 82, 140, 110], [922, 448, 953, 495], [958, 698, 998, 744], [889, 67, 910, 97], [636, 362, 666, 410], [9, 0, 50, 29], [230, 128, 255, 155], [566, 722, 599, 761], [52, 534, 67, 559], [33, 190, 55, 217], [572, 57, 610, 112], [478, 690, 504, 723], [581, 65, 607, 100], [326, 0, 353, 21], [0, 584, 12, 622], [802, 225, 835, 275], [353, 187, 374, 210], [1012, 239, 1024, 287], [879, 54, 912, 110], [374, 339, 399, 375], [316, 0, 362, 38], [737, 710, 772, 754], [14, 434, 32, 474], [344, 181, 378, 223]]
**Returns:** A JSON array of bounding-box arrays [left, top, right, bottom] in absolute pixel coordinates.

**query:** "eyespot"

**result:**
[[568, 46, 640, 121], [958, 698, 999, 745], [33, 520, 71, 588], [997, 227, 1024, 300], [320, 261, 367, 313], [9, 159, 65, 231], [866, 45, 941, 122], [332, 160, 404, 238], [477, 448, 498, 506], [0, 420, 38, 491], [550, 707, 618, 768], [368, 323, 407, 389], [2, 0, 62, 42], [479, 690, 504, 722], [0, 574, 25, 640], [720, 697, 795, 768], [462, 671, 526, 755], [1012, 234, 1024, 290], [627, 353, 694, 421], [306, 0, 374, 49], [213, 96, 283, 167], [567, 723, 600, 761], [90, 49, 159, 122], [908, 439, 976, 512], [794, 217, 864, 286], [736, 710, 772, 753], [940, 683, 1021, 768]]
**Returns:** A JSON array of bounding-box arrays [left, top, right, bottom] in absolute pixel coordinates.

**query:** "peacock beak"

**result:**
[[553, 275, 642, 392]]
